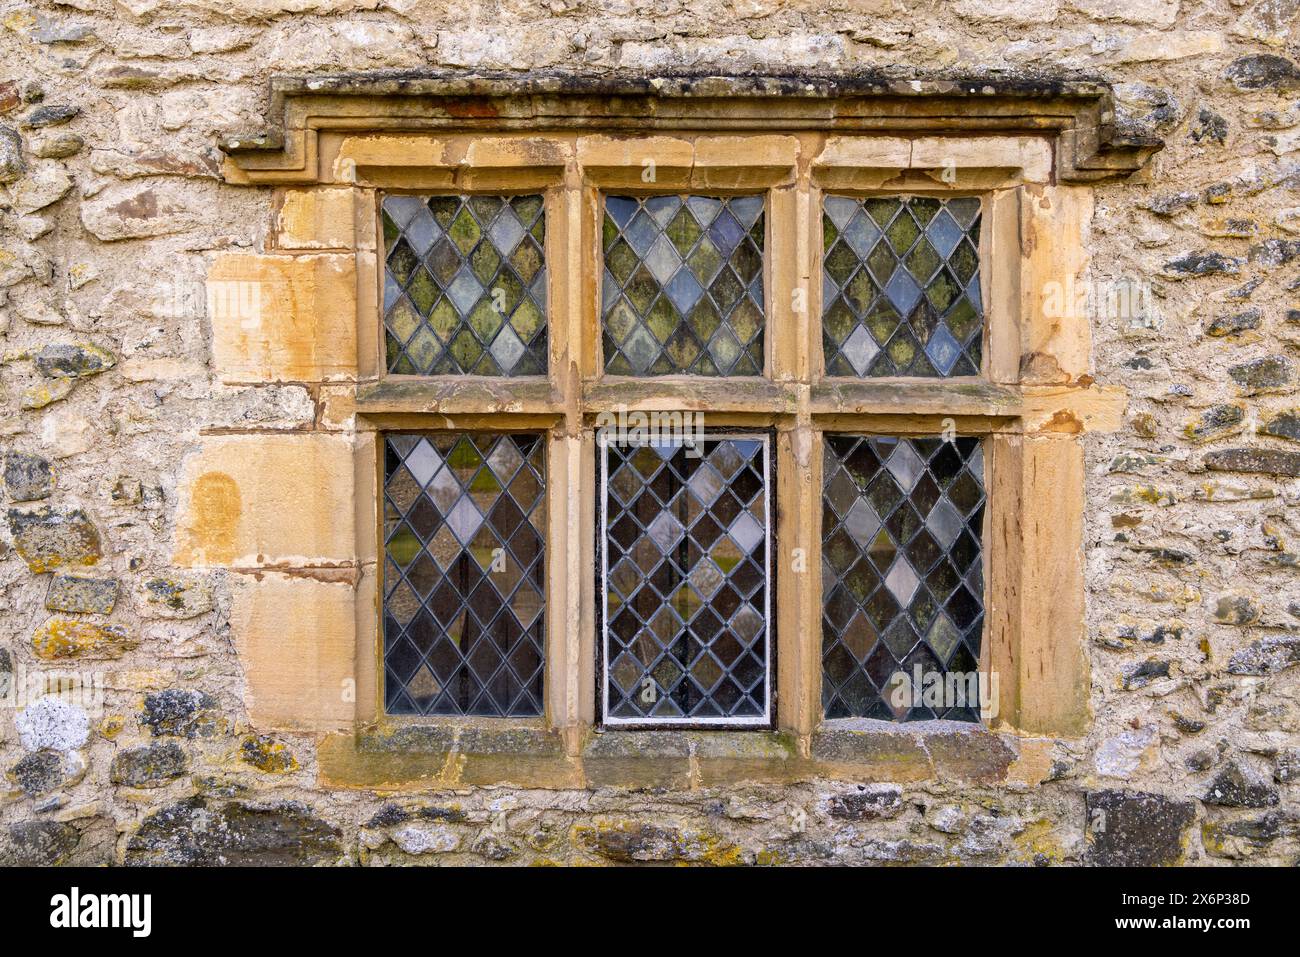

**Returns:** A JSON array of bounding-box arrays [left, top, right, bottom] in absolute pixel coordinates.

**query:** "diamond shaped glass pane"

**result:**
[[821, 434, 985, 722], [602, 195, 765, 376], [383, 432, 546, 716], [822, 196, 983, 378], [382, 194, 547, 376], [600, 433, 771, 725]]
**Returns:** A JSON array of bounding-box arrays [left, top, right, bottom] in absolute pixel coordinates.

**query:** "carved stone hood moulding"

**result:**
[[217, 70, 1162, 186]]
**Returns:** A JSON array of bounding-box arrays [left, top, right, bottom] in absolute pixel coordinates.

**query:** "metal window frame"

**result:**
[[597, 429, 775, 729]]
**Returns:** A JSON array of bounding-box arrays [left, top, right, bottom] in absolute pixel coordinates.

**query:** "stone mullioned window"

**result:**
[[200, 76, 1155, 788], [822, 195, 983, 378], [599, 432, 773, 725], [382, 431, 547, 717], [821, 435, 985, 720], [601, 194, 766, 376]]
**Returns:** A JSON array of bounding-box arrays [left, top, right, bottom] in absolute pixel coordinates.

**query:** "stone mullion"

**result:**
[[540, 172, 585, 739], [984, 187, 1021, 385], [775, 159, 821, 740]]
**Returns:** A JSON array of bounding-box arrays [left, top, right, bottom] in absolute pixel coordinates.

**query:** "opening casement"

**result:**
[[598, 430, 774, 727], [210, 74, 1160, 788]]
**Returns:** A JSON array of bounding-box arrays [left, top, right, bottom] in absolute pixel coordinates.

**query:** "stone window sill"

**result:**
[[316, 722, 1053, 791]]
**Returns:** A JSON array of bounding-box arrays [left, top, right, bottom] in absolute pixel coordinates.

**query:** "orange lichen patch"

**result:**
[[240, 734, 300, 773]]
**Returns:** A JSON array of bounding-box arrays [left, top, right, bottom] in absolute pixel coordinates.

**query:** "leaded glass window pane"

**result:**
[[382, 194, 547, 376], [600, 433, 772, 725], [383, 432, 546, 716], [821, 435, 985, 722], [822, 196, 982, 378], [601, 195, 765, 376]]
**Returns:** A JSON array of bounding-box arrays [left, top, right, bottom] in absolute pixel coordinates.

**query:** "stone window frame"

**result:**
[[212, 74, 1160, 790]]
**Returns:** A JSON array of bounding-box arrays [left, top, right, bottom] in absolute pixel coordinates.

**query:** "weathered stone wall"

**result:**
[[1, 0, 1298, 866]]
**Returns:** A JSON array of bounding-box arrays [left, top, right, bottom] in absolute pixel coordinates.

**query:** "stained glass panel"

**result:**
[[383, 432, 546, 716], [821, 435, 985, 721], [600, 433, 772, 725], [382, 194, 547, 376], [601, 195, 765, 376], [822, 195, 982, 378]]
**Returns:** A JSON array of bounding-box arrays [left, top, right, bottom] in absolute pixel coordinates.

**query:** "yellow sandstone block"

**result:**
[[230, 572, 356, 732], [813, 136, 912, 170], [1020, 185, 1094, 384], [316, 384, 356, 430], [576, 135, 694, 171], [694, 135, 800, 169], [463, 137, 571, 169], [910, 136, 1052, 182], [207, 252, 357, 383], [273, 188, 356, 250], [335, 135, 452, 172], [173, 433, 356, 568]]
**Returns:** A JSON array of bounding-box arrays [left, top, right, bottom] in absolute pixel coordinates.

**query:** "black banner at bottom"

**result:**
[[0, 865, 1272, 943]]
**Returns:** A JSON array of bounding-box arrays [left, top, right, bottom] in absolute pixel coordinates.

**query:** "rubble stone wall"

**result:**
[[1, 0, 1298, 865]]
